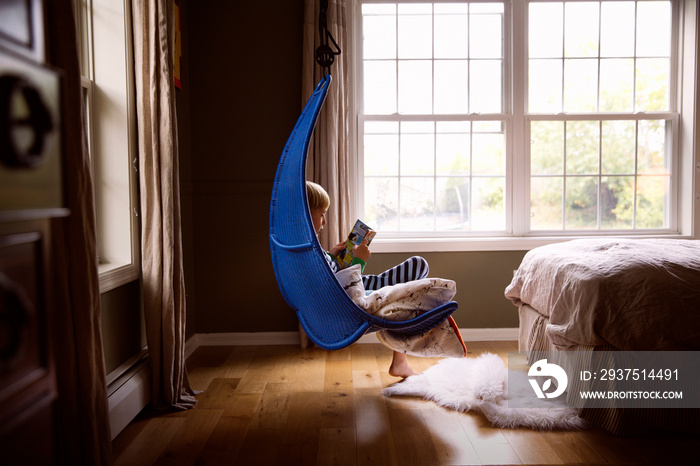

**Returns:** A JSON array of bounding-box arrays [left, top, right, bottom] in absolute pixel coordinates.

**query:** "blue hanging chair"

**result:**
[[269, 75, 459, 350]]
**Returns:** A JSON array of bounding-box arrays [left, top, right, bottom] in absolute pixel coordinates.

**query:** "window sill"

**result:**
[[99, 262, 139, 294], [370, 233, 697, 253]]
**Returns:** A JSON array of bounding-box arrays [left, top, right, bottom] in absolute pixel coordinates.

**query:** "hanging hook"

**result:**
[[315, 0, 341, 76]]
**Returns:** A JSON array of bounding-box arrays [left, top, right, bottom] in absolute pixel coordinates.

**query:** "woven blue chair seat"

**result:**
[[269, 75, 458, 351]]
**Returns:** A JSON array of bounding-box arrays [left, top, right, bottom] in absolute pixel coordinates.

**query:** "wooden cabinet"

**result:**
[[0, 217, 62, 465], [0, 1, 67, 463]]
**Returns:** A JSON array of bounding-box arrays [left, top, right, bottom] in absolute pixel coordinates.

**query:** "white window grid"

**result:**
[[72, 0, 140, 292], [354, 0, 684, 240]]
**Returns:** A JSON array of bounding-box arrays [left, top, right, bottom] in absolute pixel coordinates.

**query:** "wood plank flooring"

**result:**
[[112, 341, 696, 465]]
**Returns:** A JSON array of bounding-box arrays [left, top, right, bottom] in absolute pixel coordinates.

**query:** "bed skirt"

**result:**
[[518, 304, 699, 436]]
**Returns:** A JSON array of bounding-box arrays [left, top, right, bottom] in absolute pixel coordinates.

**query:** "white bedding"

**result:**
[[336, 265, 457, 320], [504, 239, 700, 351], [336, 265, 466, 357]]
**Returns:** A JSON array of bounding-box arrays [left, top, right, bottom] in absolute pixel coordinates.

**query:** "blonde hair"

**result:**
[[306, 181, 330, 211]]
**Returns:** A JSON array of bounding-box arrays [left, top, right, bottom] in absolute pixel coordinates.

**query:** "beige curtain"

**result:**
[[46, 0, 112, 464], [132, 0, 196, 410], [303, 0, 352, 249]]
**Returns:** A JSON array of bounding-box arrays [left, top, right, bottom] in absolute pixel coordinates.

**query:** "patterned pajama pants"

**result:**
[[362, 256, 430, 291]]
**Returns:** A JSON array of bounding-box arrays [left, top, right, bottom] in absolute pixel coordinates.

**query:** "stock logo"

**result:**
[[528, 359, 568, 399]]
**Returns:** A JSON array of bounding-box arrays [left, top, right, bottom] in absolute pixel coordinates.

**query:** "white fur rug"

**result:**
[[383, 353, 587, 431]]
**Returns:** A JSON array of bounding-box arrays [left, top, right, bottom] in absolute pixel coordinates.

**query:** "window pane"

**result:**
[[435, 60, 468, 114], [364, 133, 399, 176], [637, 119, 669, 174], [434, 3, 469, 15], [636, 176, 668, 228], [529, 59, 562, 113], [474, 120, 502, 133], [398, 3, 433, 14], [566, 121, 599, 175], [75, 0, 91, 77], [470, 59, 502, 113], [564, 59, 598, 112], [470, 13, 502, 59], [472, 177, 504, 230], [600, 1, 635, 57], [531, 121, 564, 175], [398, 60, 432, 114], [400, 177, 435, 231], [601, 176, 634, 228], [364, 61, 396, 114], [531, 177, 563, 230], [362, 3, 396, 15], [599, 59, 634, 112], [365, 121, 399, 133], [436, 122, 470, 175], [635, 58, 669, 112], [565, 176, 598, 229], [435, 10, 468, 58], [472, 132, 504, 175], [402, 121, 434, 133], [637, 1, 671, 57], [470, 2, 504, 14], [363, 13, 396, 59], [398, 5, 432, 59], [436, 177, 469, 230], [565, 2, 599, 58], [365, 177, 398, 230], [400, 122, 435, 175], [529, 2, 563, 58], [601, 120, 635, 174]]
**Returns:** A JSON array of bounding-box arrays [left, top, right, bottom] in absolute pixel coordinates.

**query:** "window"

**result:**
[[73, 0, 139, 291], [528, 1, 674, 231], [354, 0, 698, 250]]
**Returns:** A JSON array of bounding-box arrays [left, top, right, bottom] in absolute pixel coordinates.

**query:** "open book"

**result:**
[[333, 219, 377, 269]]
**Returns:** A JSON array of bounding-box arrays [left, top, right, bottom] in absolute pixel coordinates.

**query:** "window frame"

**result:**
[[74, 0, 140, 291], [351, 0, 699, 252]]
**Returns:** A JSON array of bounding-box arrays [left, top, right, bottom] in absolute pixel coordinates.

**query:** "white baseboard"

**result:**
[[186, 328, 518, 354], [107, 360, 151, 440]]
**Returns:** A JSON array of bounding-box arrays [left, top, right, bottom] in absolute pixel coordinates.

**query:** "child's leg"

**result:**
[[363, 256, 429, 291], [365, 257, 428, 377], [388, 351, 418, 378]]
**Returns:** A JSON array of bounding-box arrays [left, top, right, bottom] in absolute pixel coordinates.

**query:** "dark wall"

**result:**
[[177, 0, 195, 338], [101, 281, 145, 372], [365, 251, 525, 329], [179, 0, 526, 334], [181, 0, 305, 334]]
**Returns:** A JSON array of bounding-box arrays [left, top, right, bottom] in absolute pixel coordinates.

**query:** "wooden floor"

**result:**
[[113, 341, 696, 465]]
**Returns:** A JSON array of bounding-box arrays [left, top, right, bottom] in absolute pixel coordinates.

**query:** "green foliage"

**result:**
[[530, 117, 669, 230]]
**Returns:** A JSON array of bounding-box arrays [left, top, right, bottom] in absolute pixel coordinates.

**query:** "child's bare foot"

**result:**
[[388, 351, 419, 378]]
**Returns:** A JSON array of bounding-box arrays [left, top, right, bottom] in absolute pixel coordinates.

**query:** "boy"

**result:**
[[306, 181, 430, 377]]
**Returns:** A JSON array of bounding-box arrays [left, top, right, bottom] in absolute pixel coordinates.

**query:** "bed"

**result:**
[[505, 238, 700, 435]]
